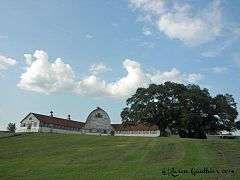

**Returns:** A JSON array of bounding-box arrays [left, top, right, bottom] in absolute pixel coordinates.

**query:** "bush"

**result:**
[[179, 130, 207, 139]]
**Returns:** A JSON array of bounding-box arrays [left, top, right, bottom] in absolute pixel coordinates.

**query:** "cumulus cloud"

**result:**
[[106, 59, 151, 97], [18, 50, 75, 94], [130, 0, 222, 46], [148, 68, 203, 84], [74, 59, 151, 97], [0, 55, 16, 70], [18, 50, 203, 98], [75, 59, 203, 98]]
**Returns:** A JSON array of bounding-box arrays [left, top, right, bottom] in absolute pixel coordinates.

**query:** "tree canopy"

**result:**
[[235, 121, 240, 130], [121, 82, 238, 138]]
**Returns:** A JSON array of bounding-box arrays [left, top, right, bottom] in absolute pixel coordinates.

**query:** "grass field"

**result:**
[[0, 133, 240, 180]]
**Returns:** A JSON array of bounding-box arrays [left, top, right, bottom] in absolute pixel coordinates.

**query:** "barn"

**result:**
[[18, 112, 84, 134], [83, 107, 112, 134], [17, 107, 161, 137]]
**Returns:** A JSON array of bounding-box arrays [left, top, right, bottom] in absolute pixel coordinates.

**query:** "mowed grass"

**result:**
[[0, 133, 240, 180]]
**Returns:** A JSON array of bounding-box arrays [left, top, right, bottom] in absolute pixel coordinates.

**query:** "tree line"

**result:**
[[121, 82, 239, 139]]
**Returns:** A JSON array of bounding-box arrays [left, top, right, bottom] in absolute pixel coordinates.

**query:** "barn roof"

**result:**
[[86, 107, 110, 122], [111, 124, 122, 130], [31, 113, 85, 129], [111, 123, 159, 131]]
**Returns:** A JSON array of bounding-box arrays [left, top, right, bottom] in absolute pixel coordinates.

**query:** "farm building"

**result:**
[[112, 123, 161, 137], [17, 107, 161, 137], [83, 107, 112, 134], [18, 112, 84, 134]]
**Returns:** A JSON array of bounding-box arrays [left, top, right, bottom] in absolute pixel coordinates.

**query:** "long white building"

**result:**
[[18, 112, 84, 134], [18, 107, 161, 137]]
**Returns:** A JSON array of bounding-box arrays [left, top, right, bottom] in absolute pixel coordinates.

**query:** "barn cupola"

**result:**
[[50, 111, 53, 117]]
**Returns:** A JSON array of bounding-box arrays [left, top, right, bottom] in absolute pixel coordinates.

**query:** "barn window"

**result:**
[[95, 113, 103, 118]]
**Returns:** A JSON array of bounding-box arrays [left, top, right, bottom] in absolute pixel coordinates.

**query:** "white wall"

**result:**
[[115, 130, 160, 137], [17, 113, 40, 133], [17, 113, 84, 134], [39, 127, 83, 134]]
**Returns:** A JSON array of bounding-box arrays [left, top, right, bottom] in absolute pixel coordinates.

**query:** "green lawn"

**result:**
[[0, 133, 240, 180]]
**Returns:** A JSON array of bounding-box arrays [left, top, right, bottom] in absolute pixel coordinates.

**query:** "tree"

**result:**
[[179, 90, 238, 138], [121, 82, 238, 139], [121, 82, 186, 136], [178, 85, 213, 138], [7, 123, 16, 133], [213, 94, 238, 133]]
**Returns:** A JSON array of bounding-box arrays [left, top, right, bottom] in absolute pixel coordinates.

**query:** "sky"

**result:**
[[0, 0, 240, 130]]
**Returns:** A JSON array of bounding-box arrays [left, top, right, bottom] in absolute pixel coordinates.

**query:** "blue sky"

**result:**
[[0, 0, 240, 130]]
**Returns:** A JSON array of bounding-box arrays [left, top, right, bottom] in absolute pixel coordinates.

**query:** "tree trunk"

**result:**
[[159, 125, 168, 137]]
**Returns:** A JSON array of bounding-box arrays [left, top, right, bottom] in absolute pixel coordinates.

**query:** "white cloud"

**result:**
[[149, 68, 203, 84], [74, 59, 151, 97], [129, 0, 166, 15], [18, 50, 75, 94], [186, 73, 203, 83], [74, 75, 109, 97], [75, 59, 203, 98], [106, 59, 151, 97], [130, 0, 222, 46], [0, 55, 16, 70], [212, 66, 228, 74], [18, 50, 203, 98], [89, 63, 111, 75]]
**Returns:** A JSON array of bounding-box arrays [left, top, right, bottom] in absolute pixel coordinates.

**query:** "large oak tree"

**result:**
[[121, 82, 238, 138]]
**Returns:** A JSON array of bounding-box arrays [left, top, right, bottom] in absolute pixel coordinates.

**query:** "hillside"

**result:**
[[0, 133, 240, 180]]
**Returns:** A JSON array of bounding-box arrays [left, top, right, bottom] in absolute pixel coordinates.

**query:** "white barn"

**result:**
[[17, 107, 161, 137], [17, 112, 84, 134], [83, 107, 112, 134]]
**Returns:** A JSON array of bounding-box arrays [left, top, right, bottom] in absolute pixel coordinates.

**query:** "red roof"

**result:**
[[111, 123, 159, 131], [111, 124, 122, 131], [32, 113, 85, 129]]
